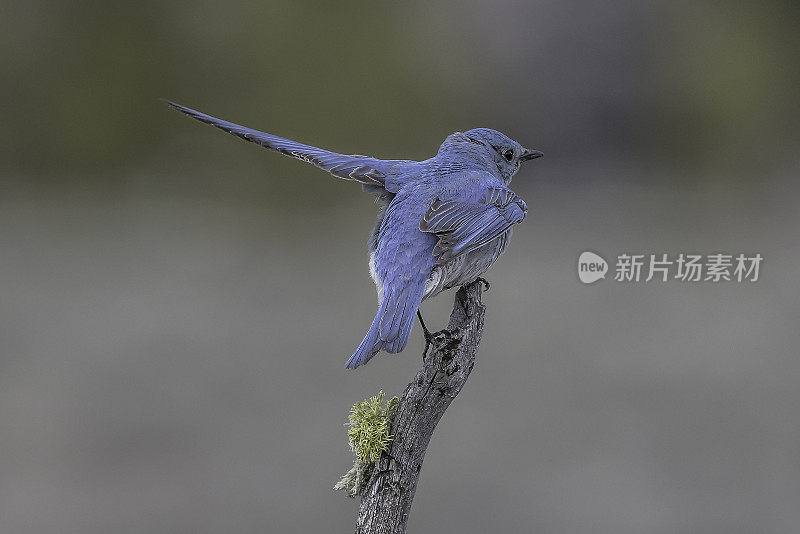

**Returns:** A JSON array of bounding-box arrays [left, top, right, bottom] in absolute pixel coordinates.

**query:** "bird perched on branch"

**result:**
[[166, 101, 542, 368]]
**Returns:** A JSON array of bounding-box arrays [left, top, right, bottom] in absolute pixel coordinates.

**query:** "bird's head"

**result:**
[[438, 128, 543, 184]]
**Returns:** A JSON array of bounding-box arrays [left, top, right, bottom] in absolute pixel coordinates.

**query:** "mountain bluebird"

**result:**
[[166, 101, 542, 368]]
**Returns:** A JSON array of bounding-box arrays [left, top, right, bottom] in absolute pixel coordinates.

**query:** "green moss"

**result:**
[[348, 390, 398, 463], [334, 390, 399, 497]]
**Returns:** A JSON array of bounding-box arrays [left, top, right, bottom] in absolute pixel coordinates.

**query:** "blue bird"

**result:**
[[166, 101, 543, 368]]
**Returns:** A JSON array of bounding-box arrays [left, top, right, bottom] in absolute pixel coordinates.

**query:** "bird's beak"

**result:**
[[520, 149, 544, 161]]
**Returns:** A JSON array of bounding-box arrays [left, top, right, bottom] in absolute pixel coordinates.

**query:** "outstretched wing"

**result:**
[[419, 186, 528, 264], [165, 101, 388, 187]]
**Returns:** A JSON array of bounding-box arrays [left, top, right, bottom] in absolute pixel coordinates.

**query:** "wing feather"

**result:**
[[420, 186, 528, 264]]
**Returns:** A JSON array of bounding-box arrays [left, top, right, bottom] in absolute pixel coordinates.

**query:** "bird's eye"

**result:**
[[503, 149, 514, 162]]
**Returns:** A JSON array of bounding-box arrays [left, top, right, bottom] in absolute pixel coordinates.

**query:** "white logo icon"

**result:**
[[578, 251, 608, 284]]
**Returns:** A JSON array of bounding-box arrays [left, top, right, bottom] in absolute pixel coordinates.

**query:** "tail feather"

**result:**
[[345, 281, 425, 369], [345, 325, 381, 369], [345, 292, 388, 369], [384, 301, 416, 353], [163, 100, 390, 188]]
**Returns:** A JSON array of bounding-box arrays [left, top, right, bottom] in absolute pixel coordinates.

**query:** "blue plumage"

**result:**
[[166, 102, 543, 368]]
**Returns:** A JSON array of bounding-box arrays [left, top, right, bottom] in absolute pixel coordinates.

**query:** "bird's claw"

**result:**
[[475, 277, 490, 291], [418, 309, 438, 361], [422, 330, 433, 360], [432, 329, 453, 345], [423, 329, 462, 361]]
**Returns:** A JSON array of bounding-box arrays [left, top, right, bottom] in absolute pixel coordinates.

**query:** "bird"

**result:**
[[165, 101, 543, 368]]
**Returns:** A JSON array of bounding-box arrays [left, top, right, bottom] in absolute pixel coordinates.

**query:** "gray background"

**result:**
[[2, 1, 799, 533]]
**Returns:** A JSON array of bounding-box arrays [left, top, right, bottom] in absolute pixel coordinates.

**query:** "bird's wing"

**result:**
[[165, 101, 388, 187], [419, 186, 528, 264]]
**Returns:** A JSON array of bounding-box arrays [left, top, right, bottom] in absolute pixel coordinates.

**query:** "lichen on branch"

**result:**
[[334, 390, 399, 497]]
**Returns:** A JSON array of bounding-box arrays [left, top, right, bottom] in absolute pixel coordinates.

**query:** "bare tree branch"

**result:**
[[355, 280, 486, 533]]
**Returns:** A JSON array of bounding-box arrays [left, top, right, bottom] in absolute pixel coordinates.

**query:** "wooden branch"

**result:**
[[355, 281, 486, 534]]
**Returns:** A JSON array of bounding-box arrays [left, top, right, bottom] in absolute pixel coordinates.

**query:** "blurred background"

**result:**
[[2, 1, 799, 533]]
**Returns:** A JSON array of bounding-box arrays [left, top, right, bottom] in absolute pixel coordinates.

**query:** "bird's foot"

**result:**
[[475, 277, 490, 291], [422, 329, 433, 361], [432, 329, 454, 345], [431, 329, 462, 360], [423, 329, 462, 361], [419, 310, 433, 361]]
